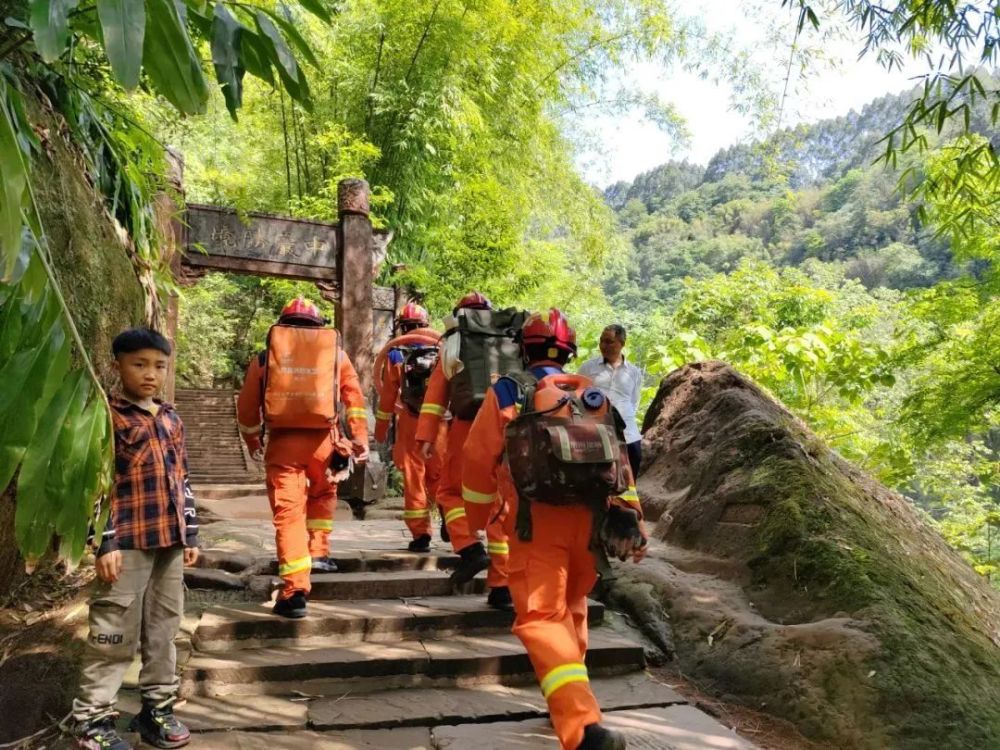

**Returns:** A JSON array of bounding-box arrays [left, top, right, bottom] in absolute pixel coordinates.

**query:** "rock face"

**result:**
[[620, 360, 1000, 749]]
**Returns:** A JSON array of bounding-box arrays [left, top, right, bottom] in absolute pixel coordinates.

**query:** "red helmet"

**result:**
[[396, 302, 429, 328], [279, 296, 324, 325], [521, 308, 577, 356], [454, 291, 492, 313]]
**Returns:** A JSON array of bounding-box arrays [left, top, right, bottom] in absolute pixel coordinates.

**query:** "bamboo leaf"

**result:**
[[255, 11, 310, 106], [297, 0, 331, 25], [0, 313, 70, 491], [97, 0, 146, 90], [29, 0, 80, 63], [56, 391, 107, 561], [211, 3, 245, 119], [0, 85, 29, 282], [143, 0, 209, 114], [16, 370, 85, 559], [238, 28, 274, 86], [270, 8, 319, 69]]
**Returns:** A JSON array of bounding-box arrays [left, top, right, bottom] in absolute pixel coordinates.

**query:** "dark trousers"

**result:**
[[626, 440, 641, 480]]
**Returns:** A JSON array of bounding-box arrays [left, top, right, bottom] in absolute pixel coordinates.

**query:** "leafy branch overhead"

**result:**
[[23, 0, 332, 116]]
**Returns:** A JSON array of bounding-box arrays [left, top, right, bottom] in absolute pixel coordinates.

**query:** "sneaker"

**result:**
[[127, 704, 190, 749], [578, 723, 627, 750], [450, 542, 490, 586], [408, 534, 432, 553], [273, 590, 308, 619], [76, 717, 132, 750], [311, 556, 339, 573], [440, 518, 450, 543], [487, 585, 514, 611]]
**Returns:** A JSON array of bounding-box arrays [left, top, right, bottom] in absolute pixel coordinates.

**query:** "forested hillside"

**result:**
[[602, 80, 1000, 589]]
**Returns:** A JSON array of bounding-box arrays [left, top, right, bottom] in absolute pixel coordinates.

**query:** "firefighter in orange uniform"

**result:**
[[463, 309, 647, 750], [237, 297, 369, 619], [374, 303, 446, 552], [415, 292, 512, 610]]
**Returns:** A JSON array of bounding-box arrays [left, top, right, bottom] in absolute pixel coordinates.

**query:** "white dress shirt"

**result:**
[[577, 356, 643, 444]]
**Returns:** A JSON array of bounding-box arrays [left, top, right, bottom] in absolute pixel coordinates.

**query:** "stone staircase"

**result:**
[[154, 510, 757, 748], [174, 388, 261, 484]]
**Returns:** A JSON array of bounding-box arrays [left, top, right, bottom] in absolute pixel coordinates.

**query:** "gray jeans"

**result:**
[[73, 547, 184, 723]]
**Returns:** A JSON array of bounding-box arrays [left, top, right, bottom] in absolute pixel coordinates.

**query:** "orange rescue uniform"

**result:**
[[237, 349, 368, 599], [415, 362, 509, 588], [374, 347, 445, 539], [462, 365, 643, 750]]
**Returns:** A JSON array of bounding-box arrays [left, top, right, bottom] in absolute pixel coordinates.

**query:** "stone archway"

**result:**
[[163, 175, 396, 401]]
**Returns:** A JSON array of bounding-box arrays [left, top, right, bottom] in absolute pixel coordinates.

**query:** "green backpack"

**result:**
[[445, 307, 528, 420]]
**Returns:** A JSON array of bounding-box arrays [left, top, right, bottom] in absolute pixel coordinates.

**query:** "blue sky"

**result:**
[[580, 1, 929, 186]]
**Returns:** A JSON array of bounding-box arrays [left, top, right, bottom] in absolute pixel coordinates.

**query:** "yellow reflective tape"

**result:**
[[403, 509, 431, 519], [347, 407, 368, 418], [621, 485, 640, 505], [278, 555, 312, 576], [445, 507, 466, 523], [420, 403, 446, 416], [462, 485, 496, 505], [540, 663, 589, 698], [487, 542, 509, 555], [376, 410, 393, 420], [306, 519, 334, 531], [238, 422, 262, 435]]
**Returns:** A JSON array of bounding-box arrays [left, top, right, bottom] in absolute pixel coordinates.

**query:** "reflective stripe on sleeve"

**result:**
[[238, 422, 262, 435], [487, 541, 509, 556], [420, 403, 446, 416]]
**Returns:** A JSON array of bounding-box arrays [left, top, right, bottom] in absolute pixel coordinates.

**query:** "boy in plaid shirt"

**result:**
[[73, 328, 199, 750]]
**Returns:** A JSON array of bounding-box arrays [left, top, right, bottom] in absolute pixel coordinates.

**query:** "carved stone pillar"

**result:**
[[336, 179, 374, 396]]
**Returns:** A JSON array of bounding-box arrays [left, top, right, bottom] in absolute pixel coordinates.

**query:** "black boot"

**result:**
[[127, 703, 190, 749], [311, 556, 339, 573], [408, 534, 432, 553], [273, 590, 308, 619], [450, 542, 490, 586], [487, 585, 514, 611], [578, 723, 627, 750], [75, 716, 132, 750], [440, 517, 451, 543]]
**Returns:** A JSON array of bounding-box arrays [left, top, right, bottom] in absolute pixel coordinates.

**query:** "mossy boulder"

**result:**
[[615, 360, 1000, 749]]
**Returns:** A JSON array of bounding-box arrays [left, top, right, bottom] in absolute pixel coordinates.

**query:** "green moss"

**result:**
[[744, 425, 1000, 748], [28, 102, 146, 385]]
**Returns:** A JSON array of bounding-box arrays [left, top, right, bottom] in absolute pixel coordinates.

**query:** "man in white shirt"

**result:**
[[577, 324, 644, 478]]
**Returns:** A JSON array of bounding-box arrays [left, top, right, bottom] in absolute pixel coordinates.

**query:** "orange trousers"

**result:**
[[394, 411, 445, 539], [508, 502, 601, 750], [265, 438, 338, 600], [438, 418, 509, 587]]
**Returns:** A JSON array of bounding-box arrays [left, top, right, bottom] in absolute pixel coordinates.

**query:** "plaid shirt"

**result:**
[[93, 397, 198, 556]]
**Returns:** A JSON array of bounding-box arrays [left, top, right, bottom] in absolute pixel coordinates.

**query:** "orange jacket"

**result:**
[[414, 359, 453, 444], [374, 348, 406, 443], [237, 346, 368, 463], [462, 365, 643, 532]]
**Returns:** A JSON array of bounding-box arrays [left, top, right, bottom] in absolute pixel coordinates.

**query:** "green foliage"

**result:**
[[176, 273, 334, 388]]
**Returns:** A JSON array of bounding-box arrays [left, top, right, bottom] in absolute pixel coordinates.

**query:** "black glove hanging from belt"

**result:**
[[600, 505, 647, 562]]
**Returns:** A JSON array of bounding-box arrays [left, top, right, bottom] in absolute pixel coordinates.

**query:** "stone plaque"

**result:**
[[185, 204, 337, 279]]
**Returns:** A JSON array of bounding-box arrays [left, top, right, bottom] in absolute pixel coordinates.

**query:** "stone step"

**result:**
[[308, 672, 685, 731], [251, 569, 485, 601], [182, 631, 644, 697], [193, 596, 605, 651], [194, 484, 267, 500], [264, 551, 459, 576], [432, 704, 757, 749], [124, 674, 683, 734]]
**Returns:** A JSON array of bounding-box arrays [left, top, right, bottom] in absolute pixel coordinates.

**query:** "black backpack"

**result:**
[[399, 345, 438, 415]]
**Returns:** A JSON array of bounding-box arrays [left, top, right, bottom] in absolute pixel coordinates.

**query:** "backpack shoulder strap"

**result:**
[[501, 370, 538, 415]]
